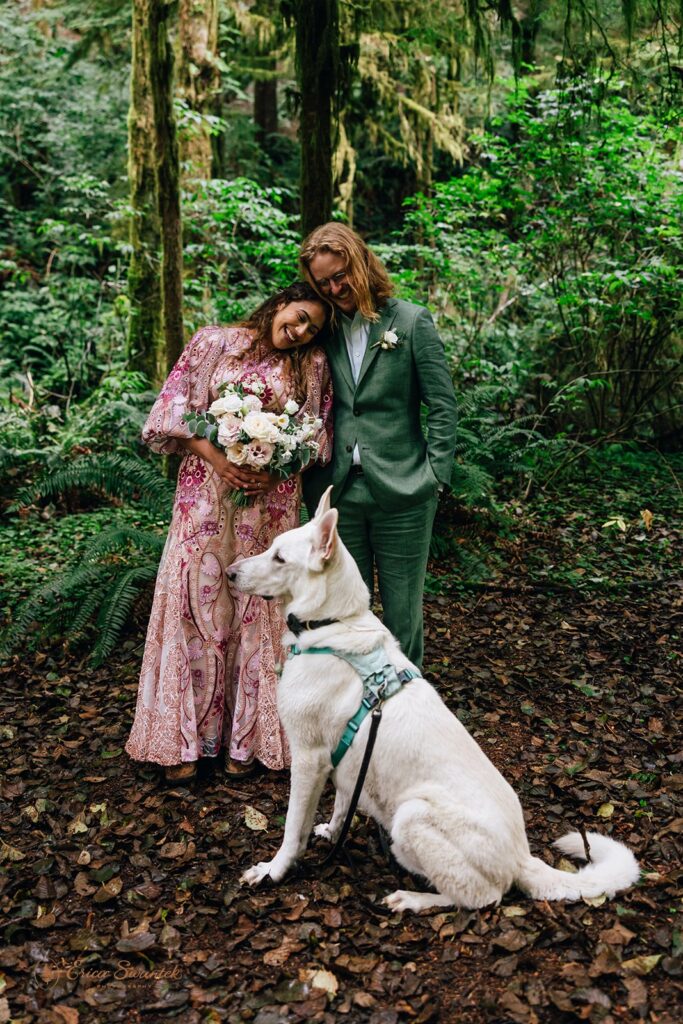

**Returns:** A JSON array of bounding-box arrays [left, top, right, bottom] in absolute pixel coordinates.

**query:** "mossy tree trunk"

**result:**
[[177, 0, 219, 180], [149, 0, 184, 373], [127, 0, 163, 386], [293, 0, 339, 236]]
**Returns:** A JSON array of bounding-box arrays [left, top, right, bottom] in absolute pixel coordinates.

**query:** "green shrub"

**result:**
[[392, 78, 682, 442]]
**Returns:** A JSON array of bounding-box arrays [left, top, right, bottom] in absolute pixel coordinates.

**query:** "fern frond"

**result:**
[[92, 564, 160, 664], [449, 542, 495, 584], [84, 524, 166, 558], [9, 563, 111, 639], [11, 454, 174, 516], [68, 585, 111, 638], [451, 463, 495, 502]]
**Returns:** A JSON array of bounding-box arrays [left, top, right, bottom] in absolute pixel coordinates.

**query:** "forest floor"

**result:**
[[1, 463, 681, 1024]]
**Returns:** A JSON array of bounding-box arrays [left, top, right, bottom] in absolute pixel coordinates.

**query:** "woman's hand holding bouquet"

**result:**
[[183, 375, 322, 506]]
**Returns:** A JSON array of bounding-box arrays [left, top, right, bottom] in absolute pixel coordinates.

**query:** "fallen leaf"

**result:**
[[596, 802, 615, 818], [32, 912, 57, 929], [116, 931, 156, 953], [623, 975, 648, 1009], [352, 991, 376, 1008], [66, 813, 89, 835], [244, 806, 268, 831], [93, 877, 123, 903], [0, 840, 26, 863], [599, 922, 636, 946], [74, 872, 96, 897], [335, 954, 379, 974], [51, 1007, 80, 1024], [300, 969, 339, 998], [621, 953, 663, 976], [159, 841, 196, 860], [263, 935, 304, 966]]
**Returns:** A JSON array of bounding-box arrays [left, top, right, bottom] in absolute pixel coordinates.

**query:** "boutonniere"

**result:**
[[371, 329, 402, 351]]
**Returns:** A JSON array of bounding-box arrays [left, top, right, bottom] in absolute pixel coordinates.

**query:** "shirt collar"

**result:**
[[341, 309, 371, 329]]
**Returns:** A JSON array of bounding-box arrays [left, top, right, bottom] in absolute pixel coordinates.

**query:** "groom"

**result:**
[[300, 223, 457, 669]]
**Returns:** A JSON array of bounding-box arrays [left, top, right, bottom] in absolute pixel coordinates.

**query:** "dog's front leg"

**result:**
[[241, 749, 329, 887], [313, 783, 350, 843]]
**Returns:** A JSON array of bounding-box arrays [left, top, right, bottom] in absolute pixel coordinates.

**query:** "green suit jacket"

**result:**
[[303, 298, 457, 513]]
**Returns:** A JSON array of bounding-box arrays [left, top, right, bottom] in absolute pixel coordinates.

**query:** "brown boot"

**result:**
[[225, 756, 256, 778], [164, 762, 197, 782]]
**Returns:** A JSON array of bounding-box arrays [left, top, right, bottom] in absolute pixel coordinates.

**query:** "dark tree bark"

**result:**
[[518, 0, 547, 71], [149, 0, 184, 373], [177, 0, 219, 180], [293, 0, 338, 236], [254, 66, 278, 148], [127, 0, 163, 385]]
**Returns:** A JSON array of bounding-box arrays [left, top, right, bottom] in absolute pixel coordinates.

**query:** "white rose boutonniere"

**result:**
[[372, 329, 402, 351]]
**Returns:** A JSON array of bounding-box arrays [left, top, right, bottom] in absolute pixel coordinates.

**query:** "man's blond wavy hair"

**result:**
[[299, 223, 394, 322]]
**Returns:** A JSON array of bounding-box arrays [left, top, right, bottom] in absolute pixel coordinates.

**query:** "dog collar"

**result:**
[[287, 643, 419, 767], [286, 613, 339, 637]]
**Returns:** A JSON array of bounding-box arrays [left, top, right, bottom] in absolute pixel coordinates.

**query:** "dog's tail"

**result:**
[[516, 831, 640, 902]]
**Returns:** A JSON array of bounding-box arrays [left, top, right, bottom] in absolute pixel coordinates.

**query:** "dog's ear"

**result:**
[[314, 485, 334, 519], [313, 508, 338, 565]]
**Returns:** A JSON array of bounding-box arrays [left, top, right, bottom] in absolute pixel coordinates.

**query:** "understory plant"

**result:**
[[5, 455, 173, 664]]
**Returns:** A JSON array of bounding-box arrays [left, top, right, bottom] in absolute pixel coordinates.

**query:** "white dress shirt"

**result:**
[[341, 311, 372, 465]]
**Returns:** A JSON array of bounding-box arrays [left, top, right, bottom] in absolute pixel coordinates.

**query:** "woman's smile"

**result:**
[[271, 299, 327, 350]]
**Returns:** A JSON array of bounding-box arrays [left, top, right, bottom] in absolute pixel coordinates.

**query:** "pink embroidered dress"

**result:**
[[125, 326, 333, 769]]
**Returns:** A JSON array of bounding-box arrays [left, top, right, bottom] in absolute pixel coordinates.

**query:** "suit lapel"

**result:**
[[328, 321, 354, 392], [357, 301, 398, 388]]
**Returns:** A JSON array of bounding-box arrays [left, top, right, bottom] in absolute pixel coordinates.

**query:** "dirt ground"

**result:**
[[1, 507, 681, 1023]]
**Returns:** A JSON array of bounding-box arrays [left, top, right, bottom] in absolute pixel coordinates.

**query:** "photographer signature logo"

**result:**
[[43, 958, 182, 983]]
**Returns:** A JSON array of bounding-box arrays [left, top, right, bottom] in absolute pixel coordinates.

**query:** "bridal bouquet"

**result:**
[[183, 374, 322, 506]]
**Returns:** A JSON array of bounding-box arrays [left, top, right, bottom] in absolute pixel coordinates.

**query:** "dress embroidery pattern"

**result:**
[[125, 326, 333, 768]]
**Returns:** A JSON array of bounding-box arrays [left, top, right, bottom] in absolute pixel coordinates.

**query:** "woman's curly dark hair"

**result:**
[[237, 282, 332, 402]]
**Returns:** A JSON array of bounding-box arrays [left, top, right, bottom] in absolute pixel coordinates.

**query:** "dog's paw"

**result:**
[[240, 861, 273, 887], [313, 822, 335, 842], [383, 890, 429, 914]]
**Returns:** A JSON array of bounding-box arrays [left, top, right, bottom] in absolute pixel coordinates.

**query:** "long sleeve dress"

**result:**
[[125, 326, 333, 769]]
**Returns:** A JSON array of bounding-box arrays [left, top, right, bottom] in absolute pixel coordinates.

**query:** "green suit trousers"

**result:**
[[335, 472, 438, 669]]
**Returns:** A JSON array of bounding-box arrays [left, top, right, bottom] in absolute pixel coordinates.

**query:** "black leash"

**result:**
[[319, 706, 383, 867]]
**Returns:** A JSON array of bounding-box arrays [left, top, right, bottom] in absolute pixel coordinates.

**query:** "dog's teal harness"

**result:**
[[287, 644, 419, 767]]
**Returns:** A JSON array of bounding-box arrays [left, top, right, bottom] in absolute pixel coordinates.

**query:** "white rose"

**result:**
[[242, 394, 262, 413], [227, 443, 249, 465], [244, 441, 273, 467], [384, 330, 399, 345], [242, 411, 280, 443], [217, 415, 242, 447], [284, 399, 299, 415], [209, 392, 243, 415]]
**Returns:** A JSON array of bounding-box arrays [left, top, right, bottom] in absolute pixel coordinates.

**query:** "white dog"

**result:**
[[229, 488, 639, 912]]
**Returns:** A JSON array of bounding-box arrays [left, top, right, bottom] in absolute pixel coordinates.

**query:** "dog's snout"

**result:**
[[227, 569, 237, 581]]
